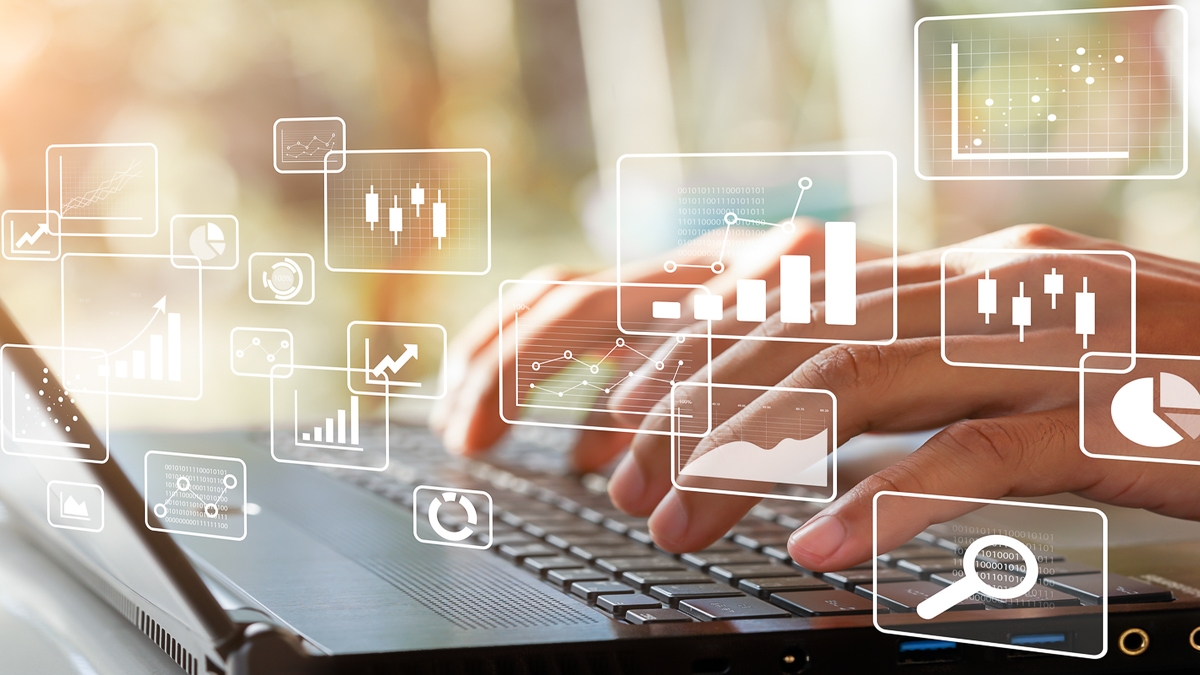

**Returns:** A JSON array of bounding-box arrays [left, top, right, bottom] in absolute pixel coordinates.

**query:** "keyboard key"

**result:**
[[569, 544, 651, 562], [733, 531, 792, 550], [877, 545, 949, 565], [1042, 573, 1174, 605], [896, 557, 966, 578], [597, 593, 662, 618], [521, 521, 603, 538], [927, 572, 1081, 608], [856, 582, 986, 613], [709, 563, 796, 584], [650, 583, 742, 608], [760, 546, 794, 563], [738, 576, 831, 599], [490, 532, 538, 547], [522, 556, 585, 576], [771, 589, 879, 616], [627, 527, 655, 545], [679, 595, 791, 621], [624, 608, 694, 625], [821, 568, 914, 589], [596, 556, 684, 574], [680, 550, 766, 570], [571, 581, 635, 603], [498, 542, 559, 562], [546, 568, 608, 590], [622, 570, 713, 592], [546, 532, 628, 549]]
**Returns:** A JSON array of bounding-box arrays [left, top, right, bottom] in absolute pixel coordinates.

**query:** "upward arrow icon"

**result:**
[[371, 344, 418, 378]]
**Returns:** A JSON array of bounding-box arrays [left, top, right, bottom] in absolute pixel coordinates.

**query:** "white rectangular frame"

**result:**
[[2, 209, 61, 261], [412, 485, 494, 550], [323, 148, 492, 276], [46, 481, 105, 533], [939, 248, 1136, 372], [1, 344, 110, 463], [345, 321, 448, 399], [614, 151, 898, 345], [914, 5, 1189, 181], [872, 491, 1109, 659], [144, 451, 247, 542], [497, 279, 713, 436], [669, 381, 837, 504], [248, 252, 316, 305], [269, 364, 390, 473], [273, 116, 347, 174], [229, 327, 294, 378], [46, 143, 160, 237]]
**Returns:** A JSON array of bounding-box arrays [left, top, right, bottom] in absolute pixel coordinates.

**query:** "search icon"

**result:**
[[916, 534, 1039, 620]]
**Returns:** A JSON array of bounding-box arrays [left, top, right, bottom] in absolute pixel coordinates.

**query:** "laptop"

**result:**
[[2, 301, 1200, 675]]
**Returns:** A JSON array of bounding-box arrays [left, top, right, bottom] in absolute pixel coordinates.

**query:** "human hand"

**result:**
[[606, 224, 1200, 569]]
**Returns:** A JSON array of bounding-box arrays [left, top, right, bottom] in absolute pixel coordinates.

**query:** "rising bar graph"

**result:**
[[296, 392, 361, 451], [101, 297, 184, 383]]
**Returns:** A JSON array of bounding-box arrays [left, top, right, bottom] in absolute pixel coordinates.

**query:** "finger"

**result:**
[[785, 408, 1098, 572], [647, 489, 760, 554]]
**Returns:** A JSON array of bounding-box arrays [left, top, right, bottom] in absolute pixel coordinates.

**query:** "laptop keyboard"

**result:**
[[322, 427, 1176, 624]]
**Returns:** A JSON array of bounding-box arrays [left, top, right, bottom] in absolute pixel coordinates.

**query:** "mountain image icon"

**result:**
[[61, 494, 90, 520], [680, 429, 829, 487]]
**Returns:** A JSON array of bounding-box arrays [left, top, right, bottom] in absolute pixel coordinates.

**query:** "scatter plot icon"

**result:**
[[1, 345, 109, 463], [230, 327, 294, 378], [145, 451, 247, 541], [916, 6, 1187, 179]]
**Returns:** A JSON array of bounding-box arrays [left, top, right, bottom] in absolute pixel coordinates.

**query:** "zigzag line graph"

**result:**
[[60, 160, 142, 215], [282, 133, 337, 161]]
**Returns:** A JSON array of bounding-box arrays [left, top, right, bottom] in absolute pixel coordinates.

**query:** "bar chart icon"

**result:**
[[271, 365, 390, 472], [61, 253, 203, 400], [616, 151, 896, 346]]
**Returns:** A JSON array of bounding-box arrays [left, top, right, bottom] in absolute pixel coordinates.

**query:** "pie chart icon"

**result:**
[[1111, 372, 1200, 448], [188, 222, 226, 261]]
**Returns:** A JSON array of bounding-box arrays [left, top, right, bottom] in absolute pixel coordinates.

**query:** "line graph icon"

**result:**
[[170, 214, 239, 270], [273, 117, 346, 174], [499, 279, 712, 435], [230, 327, 293, 378], [324, 149, 491, 275], [2, 210, 61, 261], [46, 143, 159, 237], [270, 365, 390, 472], [145, 451, 247, 541], [61, 254, 203, 400], [1, 345, 109, 463], [616, 151, 897, 345], [346, 321, 446, 399], [916, 6, 1188, 179]]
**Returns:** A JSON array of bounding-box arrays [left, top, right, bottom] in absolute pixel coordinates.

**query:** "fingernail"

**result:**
[[607, 454, 646, 510], [788, 515, 846, 564], [649, 491, 688, 547]]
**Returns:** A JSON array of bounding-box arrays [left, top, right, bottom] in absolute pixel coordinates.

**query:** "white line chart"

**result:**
[[60, 160, 143, 215], [152, 472, 237, 520], [235, 335, 290, 364], [665, 176, 811, 275], [282, 133, 337, 162], [513, 310, 693, 417]]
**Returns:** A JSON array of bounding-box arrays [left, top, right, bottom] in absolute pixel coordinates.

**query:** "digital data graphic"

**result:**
[[46, 143, 159, 236], [170, 214, 239, 270], [230, 327, 294, 378], [324, 149, 491, 274], [1, 345, 109, 463], [498, 280, 711, 435], [346, 321, 446, 399], [941, 248, 1134, 372], [616, 152, 896, 344], [46, 481, 104, 533], [145, 451, 247, 541], [273, 116, 347, 174], [248, 252, 315, 305], [873, 492, 1108, 659], [270, 365, 390, 472], [1082, 352, 1200, 466], [61, 254, 203, 400], [2, 209, 61, 261], [412, 484, 493, 550], [916, 6, 1188, 179], [671, 382, 836, 503]]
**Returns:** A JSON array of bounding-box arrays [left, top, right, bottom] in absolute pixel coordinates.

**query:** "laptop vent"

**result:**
[[363, 556, 601, 630], [138, 609, 201, 675], [48, 552, 202, 674]]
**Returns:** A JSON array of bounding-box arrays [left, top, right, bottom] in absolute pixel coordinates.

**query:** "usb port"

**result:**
[[897, 639, 961, 664], [1008, 632, 1070, 657]]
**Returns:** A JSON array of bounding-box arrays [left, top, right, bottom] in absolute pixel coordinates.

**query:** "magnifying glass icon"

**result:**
[[916, 534, 1039, 620]]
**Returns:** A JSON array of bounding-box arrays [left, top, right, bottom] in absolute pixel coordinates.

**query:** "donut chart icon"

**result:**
[[1110, 372, 1200, 448]]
